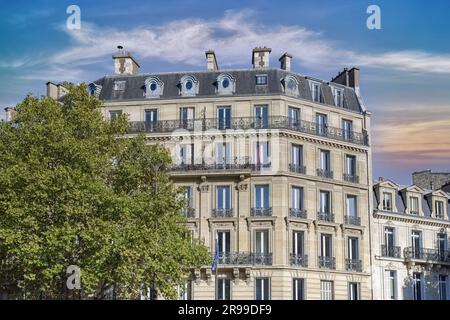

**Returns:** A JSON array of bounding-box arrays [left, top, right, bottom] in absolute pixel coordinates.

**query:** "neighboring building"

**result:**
[[371, 178, 450, 300], [412, 170, 450, 191], [84, 46, 373, 300]]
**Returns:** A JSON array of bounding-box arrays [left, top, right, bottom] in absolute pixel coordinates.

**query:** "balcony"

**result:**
[[317, 212, 335, 223], [345, 259, 362, 272], [212, 208, 234, 218], [215, 252, 273, 266], [251, 163, 272, 171], [251, 207, 273, 217], [170, 161, 252, 172], [289, 164, 306, 174], [344, 215, 361, 226], [343, 174, 359, 183], [290, 253, 308, 267], [318, 256, 336, 269], [404, 247, 450, 263], [180, 207, 195, 218], [289, 208, 307, 219], [127, 116, 369, 146], [381, 245, 402, 258], [317, 168, 333, 179]]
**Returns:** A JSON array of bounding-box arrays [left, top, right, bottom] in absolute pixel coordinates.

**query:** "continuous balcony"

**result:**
[[318, 256, 336, 269], [317, 212, 335, 223], [212, 208, 234, 218], [317, 169, 333, 179], [343, 174, 359, 183], [216, 252, 273, 266], [251, 207, 273, 217], [345, 259, 362, 272], [344, 215, 361, 226], [404, 247, 450, 264], [289, 164, 306, 174], [180, 207, 195, 218], [290, 253, 308, 267], [381, 245, 402, 258], [289, 208, 307, 219], [127, 116, 368, 146]]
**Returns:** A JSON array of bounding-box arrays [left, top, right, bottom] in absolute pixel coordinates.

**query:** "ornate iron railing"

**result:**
[[345, 259, 362, 272], [381, 245, 402, 258], [289, 164, 306, 174], [404, 247, 450, 263], [344, 215, 361, 226], [290, 254, 308, 267], [212, 208, 234, 218], [180, 207, 195, 218], [343, 174, 359, 183], [251, 207, 273, 217], [289, 208, 307, 219], [127, 116, 369, 146], [317, 212, 335, 223], [317, 168, 333, 179], [318, 256, 336, 269]]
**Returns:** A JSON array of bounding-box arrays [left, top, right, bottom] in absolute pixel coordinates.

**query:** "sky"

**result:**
[[0, 0, 449, 184]]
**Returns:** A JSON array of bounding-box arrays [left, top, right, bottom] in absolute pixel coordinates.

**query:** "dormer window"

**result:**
[[309, 80, 322, 103], [435, 201, 445, 219], [216, 73, 235, 95], [332, 86, 344, 107], [382, 192, 393, 211], [256, 75, 268, 85], [283, 75, 299, 96], [179, 75, 199, 97], [114, 81, 126, 91], [88, 83, 102, 97], [144, 77, 164, 98], [410, 197, 419, 215]]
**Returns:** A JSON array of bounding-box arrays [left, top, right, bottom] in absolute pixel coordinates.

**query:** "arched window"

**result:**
[[216, 73, 236, 95], [282, 75, 299, 97], [179, 75, 199, 97], [144, 77, 164, 98]]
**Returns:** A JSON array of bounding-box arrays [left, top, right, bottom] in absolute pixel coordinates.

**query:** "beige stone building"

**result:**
[[371, 178, 450, 300], [52, 46, 374, 300]]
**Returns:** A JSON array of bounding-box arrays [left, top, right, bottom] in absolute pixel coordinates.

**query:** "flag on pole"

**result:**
[[211, 236, 219, 271]]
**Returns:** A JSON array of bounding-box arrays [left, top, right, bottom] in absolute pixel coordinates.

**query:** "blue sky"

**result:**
[[1, 0, 450, 184]]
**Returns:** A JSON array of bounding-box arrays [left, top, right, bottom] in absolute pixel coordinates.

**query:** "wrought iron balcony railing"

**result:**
[[180, 207, 195, 218], [289, 164, 306, 174], [404, 247, 450, 263], [343, 174, 359, 183], [214, 252, 273, 265], [289, 208, 307, 219], [317, 212, 335, 223], [318, 256, 336, 269], [170, 162, 253, 172], [290, 253, 308, 267], [345, 259, 362, 272], [212, 208, 234, 218], [381, 245, 402, 258], [317, 168, 333, 179], [251, 207, 273, 217], [127, 116, 368, 146], [344, 215, 361, 226]]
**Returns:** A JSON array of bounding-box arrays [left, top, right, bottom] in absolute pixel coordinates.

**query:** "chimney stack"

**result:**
[[46, 82, 68, 99], [279, 52, 292, 71], [252, 47, 271, 69], [4, 107, 16, 122], [331, 67, 361, 94], [205, 50, 219, 71], [113, 45, 140, 75]]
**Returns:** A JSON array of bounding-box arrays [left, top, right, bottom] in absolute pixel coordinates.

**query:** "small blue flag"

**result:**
[[211, 238, 219, 271]]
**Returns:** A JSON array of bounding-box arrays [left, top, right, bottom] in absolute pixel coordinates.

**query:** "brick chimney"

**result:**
[[252, 47, 271, 69], [205, 50, 219, 71], [113, 45, 140, 75], [279, 52, 292, 71], [331, 67, 361, 94]]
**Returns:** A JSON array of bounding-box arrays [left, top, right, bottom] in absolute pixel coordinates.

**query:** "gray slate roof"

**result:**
[[92, 68, 362, 113]]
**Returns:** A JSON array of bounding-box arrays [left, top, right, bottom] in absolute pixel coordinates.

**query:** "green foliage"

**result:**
[[0, 83, 210, 299]]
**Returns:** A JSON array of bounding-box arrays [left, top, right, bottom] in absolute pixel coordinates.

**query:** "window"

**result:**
[[385, 270, 397, 300], [284, 75, 299, 96], [216, 186, 231, 211], [310, 81, 322, 102], [291, 187, 304, 211], [179, 75, 199, 96], [180, 107, 195, 129], [255, 141, 270, 167], [348, 282, 359, 300], [435, 201, 445, 219], [290, 144, 303, 173], [345, 155, 357, 181], [438, 233, 448, 260], [384, 227, 396, 257], [411, 231, 422, 259], [217, 106, 231, 129], [332, 87, 344, 107], [180, 186, 193, 217], [319, 191, 331, 214], [319, 149, 331, 172], [255, 230, 269, 256], [216, 143, 231, 165], [217, 73, 236, 95], [316, 113, 328, 135], [347, 237, 360, 271], [255, 278, 270, 300], [293, 278, 304, 300], [320, 280, 333, 300], [109, 110, 122, 120], [255, 185, 270, 209], [217, 231, 231, 256], [145, 109, 158, 131], [179, 144, 194, 165], [342, 119, 353, 141], [382, 192, 393, 211], [255, 105, 269, 128], [178, 280, 192, 300], [346, 195, 358, 219], [410, 197, 419, 215], [114, 81, 126, 91], [288, 107, 301, 128], [413, 272, 423, 300], [320, 234, 333, 260], [144, 77, 164, 98], [292, 231, 304, 256], [256, 75, 268, 85], [216, 278, 231, 300], [439, 275, 448, 300]]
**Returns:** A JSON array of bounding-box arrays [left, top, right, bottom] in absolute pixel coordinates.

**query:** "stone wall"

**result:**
[[412, 170, 450, 190]]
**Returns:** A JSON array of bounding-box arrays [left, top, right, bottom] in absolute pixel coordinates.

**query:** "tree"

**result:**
[[0, 83, 210, 299]]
